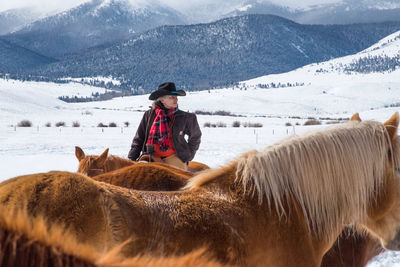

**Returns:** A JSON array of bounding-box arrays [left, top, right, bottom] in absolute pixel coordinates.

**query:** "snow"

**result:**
[[66, 76, 122, 86], [237, 4, 253, 12], [1, 29, 400, 265]]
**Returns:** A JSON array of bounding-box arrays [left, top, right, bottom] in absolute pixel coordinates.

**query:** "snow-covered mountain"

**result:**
[[18, 14, 399, 92], [2, 0, 186, 58], [225, 0, 400, 25], [0, 8, 44, 35], [235, 30, 400, 117], [242, 30, 400, 85], [0, 38, 56, 72]]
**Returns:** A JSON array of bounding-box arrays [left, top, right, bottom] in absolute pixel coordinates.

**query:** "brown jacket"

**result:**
[[128, 108, 201, 162]]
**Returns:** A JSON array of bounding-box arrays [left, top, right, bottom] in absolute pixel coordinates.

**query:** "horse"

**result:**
[[1, 113, 400, 266], [75, 146, 195, 190], [75, 146, 210, 177], [318, 112, 384, 267], [0, 207, 222, 267], [92, 162, 193, 191], [320, 229, 383, 267]]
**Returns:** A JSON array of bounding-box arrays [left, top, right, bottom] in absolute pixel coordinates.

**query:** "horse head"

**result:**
[[360, 112, 400, 250], [75, 146, 109, 177]]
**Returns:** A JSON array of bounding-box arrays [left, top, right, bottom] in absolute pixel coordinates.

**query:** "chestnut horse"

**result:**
[[92, 162, 193, 190], [75, 146, 210, 177], [1, 113, 400, 266], [0, 207, 222, 267]]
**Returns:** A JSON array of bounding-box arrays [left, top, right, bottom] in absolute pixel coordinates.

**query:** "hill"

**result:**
[[29, 15, 400, 91]]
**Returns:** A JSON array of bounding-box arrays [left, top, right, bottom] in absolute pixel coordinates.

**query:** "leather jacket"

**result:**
[[128, 108, 201, 162]]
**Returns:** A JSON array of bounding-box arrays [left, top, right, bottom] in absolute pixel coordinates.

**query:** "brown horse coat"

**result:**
[[93, 162, 193, 190], [0, 206, 223, 267]]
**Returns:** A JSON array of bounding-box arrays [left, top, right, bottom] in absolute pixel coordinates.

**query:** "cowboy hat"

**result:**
[[149, 82, 186, 100]]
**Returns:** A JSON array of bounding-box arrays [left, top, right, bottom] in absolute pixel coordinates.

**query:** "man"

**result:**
[[128, 82, 201, 170]]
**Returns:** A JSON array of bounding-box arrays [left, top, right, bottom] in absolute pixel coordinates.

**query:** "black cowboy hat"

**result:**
[[149, 82, 186, 100]]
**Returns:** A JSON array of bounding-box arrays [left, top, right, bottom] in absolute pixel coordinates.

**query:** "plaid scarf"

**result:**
[[147, 103, 177, 152]]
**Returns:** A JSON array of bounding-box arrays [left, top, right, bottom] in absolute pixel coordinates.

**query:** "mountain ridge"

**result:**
[[28, 14, 400, 91], [2, 0, 186, 58]]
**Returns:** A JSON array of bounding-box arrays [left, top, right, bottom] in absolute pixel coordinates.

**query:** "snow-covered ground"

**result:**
[[1, 31, 400, 266]]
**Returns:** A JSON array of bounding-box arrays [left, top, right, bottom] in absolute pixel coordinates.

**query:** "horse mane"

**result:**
[[186, 121, 396, 236]]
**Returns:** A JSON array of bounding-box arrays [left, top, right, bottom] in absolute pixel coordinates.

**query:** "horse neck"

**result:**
[[104, 156, 134, 172], [187, 162, 239, 197]]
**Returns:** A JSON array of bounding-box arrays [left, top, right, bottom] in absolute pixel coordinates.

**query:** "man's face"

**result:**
[[161, 95, 178, 109]]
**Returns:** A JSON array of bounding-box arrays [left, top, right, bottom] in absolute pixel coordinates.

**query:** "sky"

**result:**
[[0, 0, 342, 13]]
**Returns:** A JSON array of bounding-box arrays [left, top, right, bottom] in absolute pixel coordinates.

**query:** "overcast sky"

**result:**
[[0, 0, 342, 13]]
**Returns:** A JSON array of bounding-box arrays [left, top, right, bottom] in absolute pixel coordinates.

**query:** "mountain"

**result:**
[[225, 0, 400, 25], [2, 0, 186, 59], [240, 30, 400, 115], [224, 1, 296, 23], [24, 14, 400, 91], [0, 8, 44, 35], [0, 38, 56, 73]]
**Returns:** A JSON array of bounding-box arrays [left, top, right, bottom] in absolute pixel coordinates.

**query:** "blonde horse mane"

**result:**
[[186, 121, 397, 236]]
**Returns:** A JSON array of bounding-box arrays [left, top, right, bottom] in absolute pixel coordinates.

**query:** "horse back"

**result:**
[[94, 163, 194, 190], [0, 171, 116, 251]]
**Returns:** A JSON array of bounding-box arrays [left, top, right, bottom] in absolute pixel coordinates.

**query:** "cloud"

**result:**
[[0, 0, 342, 13], [0, 0, 88, 12]]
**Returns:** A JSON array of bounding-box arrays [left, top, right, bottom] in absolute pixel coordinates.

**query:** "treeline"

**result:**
[[58, 90, 135, 103], [344, 55, 400, 73]]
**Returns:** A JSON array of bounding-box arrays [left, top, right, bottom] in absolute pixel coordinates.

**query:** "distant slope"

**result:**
[[0, 38, 56, 73], [0, 8, 44, 35], [2, 0, 186, 59], [242, 30, 400, 82], [30, 15, 400, 91], [225, 0, 400, 25], [238, 30, 400, 116]]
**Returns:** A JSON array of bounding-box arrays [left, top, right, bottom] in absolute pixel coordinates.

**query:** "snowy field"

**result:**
[[1, 31, 400, 265]]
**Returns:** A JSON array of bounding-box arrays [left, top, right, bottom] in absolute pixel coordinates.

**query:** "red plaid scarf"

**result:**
[[147, 104, 176, 152]]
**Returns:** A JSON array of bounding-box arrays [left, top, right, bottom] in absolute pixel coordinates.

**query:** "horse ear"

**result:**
[[96, 148, 109, 167], [350, 113, 361, 122], [384, 112, 399, 141], [75, 146, 85, 161]]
